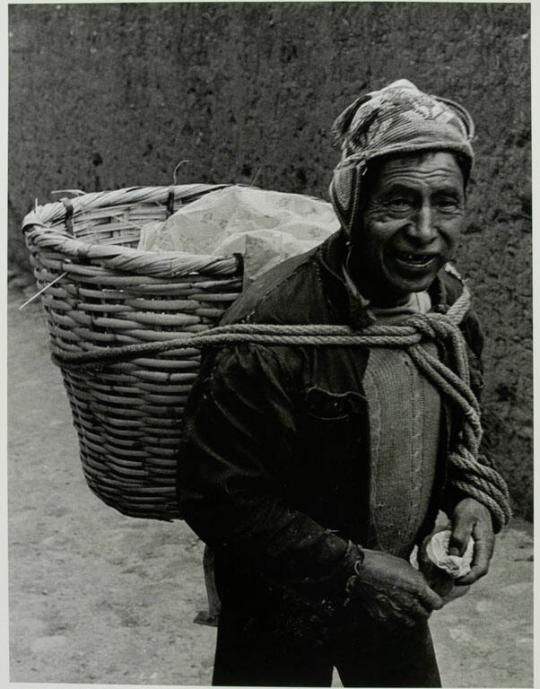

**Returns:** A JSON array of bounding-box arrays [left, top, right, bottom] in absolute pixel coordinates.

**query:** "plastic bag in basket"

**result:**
[[137, 185, 339, 286]]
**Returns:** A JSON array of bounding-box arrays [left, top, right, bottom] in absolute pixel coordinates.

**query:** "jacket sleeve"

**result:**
[[176, 343, 362, 612]]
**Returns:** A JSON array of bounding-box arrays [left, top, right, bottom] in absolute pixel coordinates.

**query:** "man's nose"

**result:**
[[407, 203, 437, 243]]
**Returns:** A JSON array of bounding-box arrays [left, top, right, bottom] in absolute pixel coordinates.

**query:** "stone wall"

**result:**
[[8, 2, 531, 517]]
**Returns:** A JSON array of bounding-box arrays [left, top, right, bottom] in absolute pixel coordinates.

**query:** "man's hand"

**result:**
[[348, 549, 444, 628], [449, 498, 495, 585]]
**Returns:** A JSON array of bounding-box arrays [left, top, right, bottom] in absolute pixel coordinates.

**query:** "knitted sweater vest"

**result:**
[[363, 341, 441, 559]]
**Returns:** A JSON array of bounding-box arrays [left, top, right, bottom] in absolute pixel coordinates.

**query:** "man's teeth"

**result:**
[[396, 252, 432, 264]]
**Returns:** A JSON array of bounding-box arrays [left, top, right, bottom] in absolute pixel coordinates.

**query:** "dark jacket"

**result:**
[[176, 230, 486, 634]]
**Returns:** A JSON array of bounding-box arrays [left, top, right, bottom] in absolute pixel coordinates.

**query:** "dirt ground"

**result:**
[[7, 283, 534, 687]]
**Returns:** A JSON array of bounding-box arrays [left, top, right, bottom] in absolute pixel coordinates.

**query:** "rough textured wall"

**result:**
[[8, 3, 531, 517]]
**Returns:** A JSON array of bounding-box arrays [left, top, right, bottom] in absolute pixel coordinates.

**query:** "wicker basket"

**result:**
[[22, 184, 243, 521]]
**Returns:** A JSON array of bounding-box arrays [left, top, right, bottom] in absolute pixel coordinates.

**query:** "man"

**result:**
[[176, 80, 511, 687]]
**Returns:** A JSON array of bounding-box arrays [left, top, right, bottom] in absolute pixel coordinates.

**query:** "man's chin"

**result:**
[[385, 272, 439, 299]]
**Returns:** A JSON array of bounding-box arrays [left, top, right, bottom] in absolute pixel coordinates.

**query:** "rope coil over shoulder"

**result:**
[[51, 287, 512, 531]]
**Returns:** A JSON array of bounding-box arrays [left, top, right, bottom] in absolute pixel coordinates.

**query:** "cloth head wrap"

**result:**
[[329, 79, 475, 235]]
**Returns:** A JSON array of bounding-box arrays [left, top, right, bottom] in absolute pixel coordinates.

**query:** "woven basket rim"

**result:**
[[22, 183, 229, 229], [22, 183, 242, 278]]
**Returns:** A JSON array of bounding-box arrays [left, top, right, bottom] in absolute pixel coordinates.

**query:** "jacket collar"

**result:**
[[316, 229, 450, 330]]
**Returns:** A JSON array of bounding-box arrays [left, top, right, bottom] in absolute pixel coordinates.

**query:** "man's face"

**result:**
[[352, 151, 466, 307]]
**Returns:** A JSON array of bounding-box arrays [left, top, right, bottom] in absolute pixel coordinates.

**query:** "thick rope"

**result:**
[[406, 333, 511, 530], [51, 286, 512, 530]]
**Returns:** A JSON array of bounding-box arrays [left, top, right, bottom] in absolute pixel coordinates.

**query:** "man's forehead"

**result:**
[[372, 152, 465, 186]]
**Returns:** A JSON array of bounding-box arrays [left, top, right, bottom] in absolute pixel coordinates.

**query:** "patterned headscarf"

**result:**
[[329, 79, 475, 235]]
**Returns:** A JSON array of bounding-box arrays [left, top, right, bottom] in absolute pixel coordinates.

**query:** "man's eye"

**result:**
[[387, 197, 411, 210], [437, 197, 460, 211]]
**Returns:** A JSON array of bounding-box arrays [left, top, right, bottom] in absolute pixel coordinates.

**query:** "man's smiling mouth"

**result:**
[[392, 251, 438, 270]]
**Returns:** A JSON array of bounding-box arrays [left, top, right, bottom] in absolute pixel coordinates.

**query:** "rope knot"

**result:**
[[406, 314, 438, 342]]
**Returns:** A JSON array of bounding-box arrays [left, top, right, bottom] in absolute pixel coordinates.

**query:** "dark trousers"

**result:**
[[212, 603, 442, 687]]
